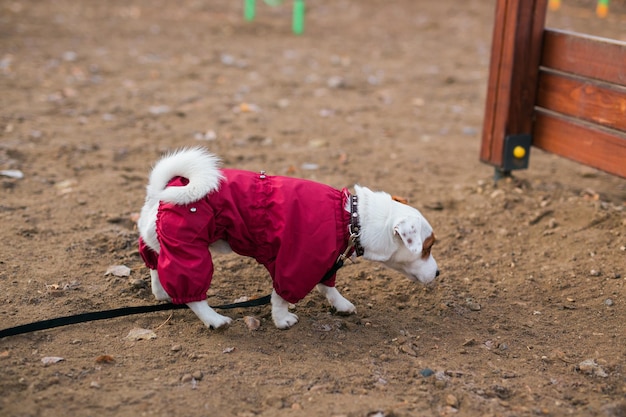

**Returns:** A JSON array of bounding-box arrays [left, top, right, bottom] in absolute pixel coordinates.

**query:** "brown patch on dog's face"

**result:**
[[421, 233, 436, 259]]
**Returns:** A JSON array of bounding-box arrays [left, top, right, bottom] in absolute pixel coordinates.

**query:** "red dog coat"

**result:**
[[139, 169, 351, 304]]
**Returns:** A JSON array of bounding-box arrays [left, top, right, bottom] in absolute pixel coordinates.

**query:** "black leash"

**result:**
[[0, 194, 363, 339], [0, 295, 271, 339]]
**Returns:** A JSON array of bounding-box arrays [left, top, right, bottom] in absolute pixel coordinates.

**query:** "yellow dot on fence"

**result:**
[[513, 146, 526, 159]]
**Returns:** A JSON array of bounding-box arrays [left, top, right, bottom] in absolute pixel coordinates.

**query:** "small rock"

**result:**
[[301, 163, 319, 171], [62, 51, 78, 62], [399, 343, 418, 357], [327, 75, 346, 89], [41, 356, 64, 366], [446, 394, 459, 408], [420, 368, 435, 377], [590, 269, 601, 277], [605, 298, 614, 307], [192, 371, 203, 381], [129, 278, 146, 289], [194, 130, 217, 141], [95, 355, 115, 364], [462, 126, 477, 136], [465, 298, 481, 311], [0, 169, 24, 179], [148, 105, 171, 115], [577, 359, 608, 378], [462, 338, 476, 347], [244, 316, 261, 331], [89, 381, 101, 389], [171, 344, 182, 352], [180, 373, 193, 383]]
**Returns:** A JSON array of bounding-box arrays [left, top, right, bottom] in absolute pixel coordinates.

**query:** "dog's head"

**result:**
[[355, 185, 439, 284], [386, 213, 439, 284]]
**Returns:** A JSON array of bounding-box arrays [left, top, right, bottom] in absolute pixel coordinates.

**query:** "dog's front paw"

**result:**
[[317, 284, 356, 315], [206, 314, 233, 329], [271, 289, 299, 329], [186, 300, 232, 330], [332, 298, 356, 315], [272, 310, 299, 330]]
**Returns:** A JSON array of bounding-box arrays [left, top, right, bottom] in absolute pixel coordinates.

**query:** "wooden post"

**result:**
[[480, 0, 549, 173]]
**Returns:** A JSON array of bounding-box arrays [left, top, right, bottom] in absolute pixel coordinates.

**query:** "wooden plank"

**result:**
[[541, 29, 626, 85], [480, 0, 548, 167], [537, 71, 626, 132], [533, 111, 626, 178]]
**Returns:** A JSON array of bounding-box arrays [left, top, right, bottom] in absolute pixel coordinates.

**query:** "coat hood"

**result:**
[[138, 147, 224, 252]]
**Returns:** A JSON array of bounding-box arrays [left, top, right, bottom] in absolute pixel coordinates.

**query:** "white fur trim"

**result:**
[[137, 147, 223, 252], [147, 147, 223, 205]]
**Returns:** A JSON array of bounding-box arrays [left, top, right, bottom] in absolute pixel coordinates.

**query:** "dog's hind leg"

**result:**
[[150, 270, 171, 301], [271, 290, 299, 329], [317, 284, 356, 315], [186, 300, 233, 329]]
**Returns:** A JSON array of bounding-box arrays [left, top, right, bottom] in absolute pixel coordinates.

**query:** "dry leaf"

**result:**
[[105, 265, 131, 277], [95, 355, 115, 364], [42, 356, 64, 365], [125, 328, 157, 341]]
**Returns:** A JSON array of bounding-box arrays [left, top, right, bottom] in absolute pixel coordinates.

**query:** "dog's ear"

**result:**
[[393, 217, 423, 255]]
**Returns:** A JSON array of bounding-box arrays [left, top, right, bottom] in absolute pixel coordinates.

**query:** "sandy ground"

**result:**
[[1, 1, 625, 416]]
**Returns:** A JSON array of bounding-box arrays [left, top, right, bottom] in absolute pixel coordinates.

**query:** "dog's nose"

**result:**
[[435, 270, 440, 277]]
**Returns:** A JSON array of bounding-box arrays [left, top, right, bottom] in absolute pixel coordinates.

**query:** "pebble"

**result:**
[[192, 371, 203, 381], [41, 356, 64, 366], [327, 75, 346, 89], [181, 373, 193, 383], [171, 344, 182, 352], [420, 368, 435, 377], [62, 51, 78, 62], [577, 359, 608, 378], [244, 316, 261, 331], [604, 298, 614, 307], [0, 169, 24, 179], [129, 278, 146, 289], [148, 105, 171, 115], [589, 269, 601, 277], [446, 394, 459, 408], [194, 130, 217, 141], [465, 298, 481, 311]]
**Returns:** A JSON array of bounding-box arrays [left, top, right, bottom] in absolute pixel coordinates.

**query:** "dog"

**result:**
[[137, 147, 438, 330]]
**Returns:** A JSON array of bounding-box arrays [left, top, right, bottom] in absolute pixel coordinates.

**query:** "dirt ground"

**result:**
[[1, 1, 625, 416]]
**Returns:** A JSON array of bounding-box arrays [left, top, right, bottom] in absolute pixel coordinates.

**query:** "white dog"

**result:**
[[138, 148, 438, 330]]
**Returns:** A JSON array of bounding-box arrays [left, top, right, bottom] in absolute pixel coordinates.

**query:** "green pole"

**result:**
[[292, 0, 304, 34], [244, 0, 256, 21]]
